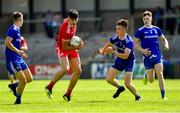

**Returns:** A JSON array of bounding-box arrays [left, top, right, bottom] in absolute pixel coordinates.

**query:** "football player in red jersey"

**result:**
[[45, 9, 84, 102]]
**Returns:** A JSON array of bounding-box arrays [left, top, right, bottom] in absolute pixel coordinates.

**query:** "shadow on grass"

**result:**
[[0, 102, 32, 106], [76, 100, 110, 103]]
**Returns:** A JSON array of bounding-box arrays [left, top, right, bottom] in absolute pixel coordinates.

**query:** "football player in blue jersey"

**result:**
[[8, 37, 28, 92], [134, 11, 169, 100], [99, 19, 141, 101], [5, 11, 33, 104]]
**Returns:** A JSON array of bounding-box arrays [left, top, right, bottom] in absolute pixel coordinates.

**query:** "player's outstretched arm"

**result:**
[[98, 41, 112, 55], [159, 35, 169, 51]]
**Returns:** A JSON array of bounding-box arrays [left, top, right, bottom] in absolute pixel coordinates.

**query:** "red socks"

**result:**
[[47, 81, 72, 97], [47, 81, 55, 89], [65, 89, 72, 96]]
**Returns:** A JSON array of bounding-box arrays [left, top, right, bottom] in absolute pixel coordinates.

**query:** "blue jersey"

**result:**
[[5, 25, 28, 74], [5, 25, 22, 61], [109, 34, 135, 61], [135, 25, 163, 60], [135, 25, 164, 69]]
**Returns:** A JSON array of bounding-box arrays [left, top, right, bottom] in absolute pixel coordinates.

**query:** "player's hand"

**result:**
[[22, 53, 28, 59], [142, 48, 151, 56], [17, 50, 25, 56], [77, 40, 84, 49], [98, 48, 105, 55], [105, 47, 113, 54], [17, 50, 28, 58]]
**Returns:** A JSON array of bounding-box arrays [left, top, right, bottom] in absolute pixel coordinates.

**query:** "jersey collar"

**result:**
[[13, 24, 20, 30], [118, 33, 127, 40], [144, 25, 153, 28]]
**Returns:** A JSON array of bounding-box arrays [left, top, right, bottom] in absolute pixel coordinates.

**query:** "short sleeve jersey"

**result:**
[[109, 34, 135, 61], [56, 18, 77, 50], [5, 25, 22, 60], [135, 25, 163, 59]]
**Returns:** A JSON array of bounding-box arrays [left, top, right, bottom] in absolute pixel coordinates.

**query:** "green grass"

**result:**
[[0, 79, 180, 113]]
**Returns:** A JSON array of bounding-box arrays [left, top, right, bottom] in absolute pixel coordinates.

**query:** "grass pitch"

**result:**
[[0, 79, 180, 113]]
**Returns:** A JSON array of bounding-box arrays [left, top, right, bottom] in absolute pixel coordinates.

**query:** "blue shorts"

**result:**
[[144, 57, 163, 70], [112, 58, 134, 72], [6, 58, 28, 75]]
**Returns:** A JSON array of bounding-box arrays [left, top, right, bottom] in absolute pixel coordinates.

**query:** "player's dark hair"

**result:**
[[142, 10, 152, 17], [13, 11, 23, 22], [116, 19, 128, 30], [68, 9, 79, 19]]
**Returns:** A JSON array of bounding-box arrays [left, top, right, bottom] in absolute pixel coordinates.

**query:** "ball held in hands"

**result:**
[[105, 47, 113, 54], [70, 36, 81, 47]]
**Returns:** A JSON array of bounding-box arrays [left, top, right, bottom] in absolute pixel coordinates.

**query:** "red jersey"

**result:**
[[56, 18, 77, 50], [21, 37, 27, 47]]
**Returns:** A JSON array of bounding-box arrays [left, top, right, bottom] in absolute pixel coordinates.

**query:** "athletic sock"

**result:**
[[65, 89, 72, 97], [161, 89, 165, 98], [17, 94, 21, 99], [47, 81, 55, 89]]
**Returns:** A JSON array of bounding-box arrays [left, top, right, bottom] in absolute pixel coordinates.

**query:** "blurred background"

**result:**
[[0, 0, 180, 79]]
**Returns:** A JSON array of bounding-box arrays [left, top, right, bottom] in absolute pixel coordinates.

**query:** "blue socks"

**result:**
[[161, 89, 165, 98]]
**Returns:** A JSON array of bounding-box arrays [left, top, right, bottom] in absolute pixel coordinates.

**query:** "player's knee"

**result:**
[[73, 68, 82, 76], [19, 77, 27, 84], [61, 66, 70, 73], [27, 77, 33, 83], [106, 77, 113, 83], [156, 72, 163, 77], [124, 82, 131, 88], [156, 72, 164, 79]]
